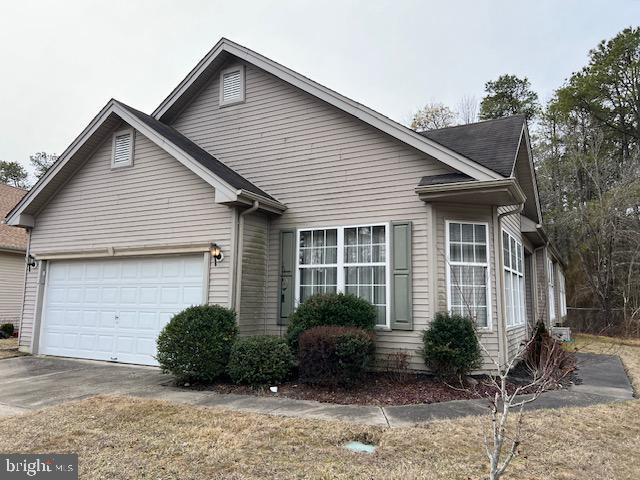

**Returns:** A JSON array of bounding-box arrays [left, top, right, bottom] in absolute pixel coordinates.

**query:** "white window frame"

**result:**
[[111, 128, 135, 169], [548, 257, 556, 322], [219, 65, 246, 107], [445, 220, 492, 331], [294, 223, 391, 330], [502, 230, 526, 329], [558, 269, 567, 318]]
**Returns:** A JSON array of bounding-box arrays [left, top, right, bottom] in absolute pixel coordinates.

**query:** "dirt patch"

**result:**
[[0, 337, 24, 360], [187, 372, 550, 406]]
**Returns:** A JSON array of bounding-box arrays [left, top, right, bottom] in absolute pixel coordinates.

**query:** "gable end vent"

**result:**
[[220, 65, 245, 106], [112, 129, 134, 168]]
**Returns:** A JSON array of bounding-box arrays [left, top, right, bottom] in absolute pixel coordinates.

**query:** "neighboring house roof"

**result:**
[[6, 99, 285, 226], [420, 115, 526, 177], [152, 38, 501, 182], [418, 172, 474, 186], [115, 101, 276, 200], [0, 184, 28, 251]]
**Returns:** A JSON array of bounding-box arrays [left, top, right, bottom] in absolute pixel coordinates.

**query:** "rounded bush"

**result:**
[[0, 323, 14, 337], [298, 326, 375, 387], [420, 312, 481, 377], [156, 305, 238, 383], [286, 293, 376, 350], [228, 336, 294, 386]]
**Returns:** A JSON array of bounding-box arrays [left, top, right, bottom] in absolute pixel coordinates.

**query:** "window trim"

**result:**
[[445, 220, 492, 331], [502, 230, 526, 330], [548, 257, 556, 322], [219, 65, 246, 107], [294, 223, 391, 330], [111, 127, 135, 169]]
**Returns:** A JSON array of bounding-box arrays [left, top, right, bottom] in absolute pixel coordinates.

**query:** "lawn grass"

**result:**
[[0, 337, 22, 360], [0, 335, 639, 479]]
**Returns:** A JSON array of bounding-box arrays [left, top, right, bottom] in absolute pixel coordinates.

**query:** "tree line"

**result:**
[[411, 27, 640, 335], [0, 152, 57, 189]]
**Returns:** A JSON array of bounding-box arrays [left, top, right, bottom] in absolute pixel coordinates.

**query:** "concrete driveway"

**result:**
[[0, 355, 171, 415]]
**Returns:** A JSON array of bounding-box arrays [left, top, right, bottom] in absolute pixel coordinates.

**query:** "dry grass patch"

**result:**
[[0, 394, 639, 479], [0, 337, 22, 360]]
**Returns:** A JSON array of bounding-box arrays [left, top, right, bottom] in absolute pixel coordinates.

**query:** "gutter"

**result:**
[[234, 200, 260, 314]]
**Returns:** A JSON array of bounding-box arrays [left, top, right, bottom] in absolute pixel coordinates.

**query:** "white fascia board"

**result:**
[[6, 100, 118, 226], [6, 100, 261, 226], [113, 106, 240, 202], [152, 39, 501, 182]]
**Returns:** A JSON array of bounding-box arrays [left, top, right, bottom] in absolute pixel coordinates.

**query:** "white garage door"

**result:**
[[39, 255, 204, 366]]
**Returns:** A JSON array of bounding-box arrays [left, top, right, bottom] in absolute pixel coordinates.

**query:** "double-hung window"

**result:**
[[503, 231, 525, 327], [297, 224, 389, 327], [446, 221, 490, 328], [548, 258, 556, 322], [558, 270, 567, 318]]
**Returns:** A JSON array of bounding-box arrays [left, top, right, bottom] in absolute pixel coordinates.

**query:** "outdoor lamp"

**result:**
[[210, 243, 224, 265]]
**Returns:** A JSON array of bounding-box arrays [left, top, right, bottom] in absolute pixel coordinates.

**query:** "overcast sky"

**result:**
[[1, 0, 639, 179]]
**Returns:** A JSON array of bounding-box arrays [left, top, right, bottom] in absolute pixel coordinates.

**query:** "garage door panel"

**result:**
[[40, 255, 204, 366]]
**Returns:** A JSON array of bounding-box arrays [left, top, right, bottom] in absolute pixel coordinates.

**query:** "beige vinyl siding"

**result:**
[[522, 235, 536, 331], [498, 207, 528, 360], [238, 213, 269, 336], [434, 204, 500, 369], [0, 251, 26, 327], [172, 60, 455, 370], [534, 247, 550, 327], [18, 266, 39, 350], [19, 130, 234, 352]]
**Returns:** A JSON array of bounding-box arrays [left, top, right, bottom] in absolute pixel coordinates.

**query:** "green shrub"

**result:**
[[156, 305, 238, 383], [298, 326, 375, 386], [0, 323, 14, 337], [227, 336, 294, 386], [420, 312, 481, 377], [286, 293, 376, 350]]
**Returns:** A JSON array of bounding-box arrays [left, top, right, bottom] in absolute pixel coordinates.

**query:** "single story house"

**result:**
[[5, 38, 566, 370], [0, 183, 28, 330]]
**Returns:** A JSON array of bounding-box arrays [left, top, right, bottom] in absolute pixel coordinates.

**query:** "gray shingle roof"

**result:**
[[420, 115, 526, 177], [115, 101, 276, 201], [418, 172, 474, 187]]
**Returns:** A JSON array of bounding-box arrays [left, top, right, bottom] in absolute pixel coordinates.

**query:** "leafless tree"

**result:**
[[410, 102, 457, 132], [457, 95, 479, 124]]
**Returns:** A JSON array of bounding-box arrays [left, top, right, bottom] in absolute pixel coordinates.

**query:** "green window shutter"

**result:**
[[278, 230, 296, 325], [391, 221, 413, 330]]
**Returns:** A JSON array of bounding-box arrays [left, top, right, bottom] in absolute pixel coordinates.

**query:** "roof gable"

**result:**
[[152, 38, 501, 182], [6, 100, 285, 227], [420, 115, 526, 177]]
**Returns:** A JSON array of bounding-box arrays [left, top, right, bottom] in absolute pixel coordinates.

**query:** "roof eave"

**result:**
[[6, 100, 283, 226], [415, 178, 526, 206]]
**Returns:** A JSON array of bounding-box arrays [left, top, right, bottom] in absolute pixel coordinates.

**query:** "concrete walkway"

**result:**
[[0, 352, 634, 427]]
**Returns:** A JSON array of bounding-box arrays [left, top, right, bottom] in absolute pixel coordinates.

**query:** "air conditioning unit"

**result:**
[[551, 326, 572, 342]]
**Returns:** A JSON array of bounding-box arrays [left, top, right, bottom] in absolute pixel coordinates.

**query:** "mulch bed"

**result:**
[[183, 372, 552, 406]]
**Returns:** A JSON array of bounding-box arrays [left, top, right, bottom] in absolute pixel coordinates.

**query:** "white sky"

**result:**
[[1, 0, 639, 180]]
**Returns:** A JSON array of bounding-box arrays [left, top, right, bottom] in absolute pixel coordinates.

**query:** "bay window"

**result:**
[[296, 224, 390, 327], [503, 231, 525, 327], [446, 221, 490, 328]]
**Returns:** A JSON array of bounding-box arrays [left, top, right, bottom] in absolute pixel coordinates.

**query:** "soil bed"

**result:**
[[185, 372, 556, 406]]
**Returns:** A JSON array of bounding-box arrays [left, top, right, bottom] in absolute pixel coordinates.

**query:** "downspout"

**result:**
[[18, 228, 32, 352], [495, 203, 525, 367], [234, 201, 259, 314]]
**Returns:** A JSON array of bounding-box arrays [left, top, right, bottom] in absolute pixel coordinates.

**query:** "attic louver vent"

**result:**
[[112, 130, 133, 168], [220, 66, 244, 105]]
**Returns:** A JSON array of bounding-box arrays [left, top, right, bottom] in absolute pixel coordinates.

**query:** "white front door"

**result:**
[[39, 255, 204, 366]]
